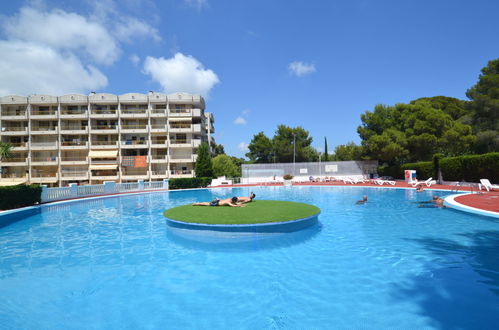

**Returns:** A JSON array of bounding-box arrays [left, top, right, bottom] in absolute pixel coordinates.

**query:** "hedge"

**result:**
[[0, 185, 42, 210], [169, 177, 212, 190], [401, 161, 434, 180], [378, 165, 402, 179], [440, 152, 499, 182]]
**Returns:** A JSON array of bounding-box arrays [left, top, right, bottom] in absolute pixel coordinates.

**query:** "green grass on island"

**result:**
[[164, 200, 320, 225]]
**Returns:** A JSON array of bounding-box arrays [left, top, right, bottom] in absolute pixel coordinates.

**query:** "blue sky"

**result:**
[[1, 0, 498, 158]]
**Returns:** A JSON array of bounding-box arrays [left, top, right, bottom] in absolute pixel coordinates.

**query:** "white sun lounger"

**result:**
[[410, 177, 436, 187], [479, 179, 499, 192], [374, 179, 395, 185]]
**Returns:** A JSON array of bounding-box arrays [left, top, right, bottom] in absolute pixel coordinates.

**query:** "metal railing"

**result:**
[[41, 179, 169, 202]]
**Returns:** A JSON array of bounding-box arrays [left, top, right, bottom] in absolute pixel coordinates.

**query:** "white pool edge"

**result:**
[[444, 193, 499, 219]]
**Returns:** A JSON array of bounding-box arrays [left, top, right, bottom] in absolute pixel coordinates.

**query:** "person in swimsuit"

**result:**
[[416, 195, 446, 208], [356, 195, 368, 204], [236, 192, 256, 204], [192, 196, 245, 207]]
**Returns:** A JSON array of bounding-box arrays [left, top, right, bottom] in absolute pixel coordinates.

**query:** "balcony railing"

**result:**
[[31, 157, 58, 162], [2, 157, 27, 163], [170, 169, 192, 175], [170, 124, 191, 129], [30, 142, 58, 148], [31, 127, 58, 131], [60, 157, 87, 162], [61, 126, 87, 131], [61, 171, 88, 177], [121, 140, 147, 145], [120, 109, 148, 114], [91, 141, 118, 146], [61, 141, 88, 146], [121, 125, 148, 129], [61, 109, 87, 115], [9, 142, 28, 148], [91, 125, 117, 130], [1, 127, 28, 132], [31, 111, 57, 116], [1, 111, 27, 116], [170, 139, 189, 144], [31, 173, 58, 178], [169, 109, 191, 114], [90, 110, 117, 115], [151, 154, 167, 160], [150, 124, 167, 129]]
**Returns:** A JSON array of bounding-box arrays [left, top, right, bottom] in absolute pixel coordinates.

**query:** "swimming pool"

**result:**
[[1, 186, 498, 329]]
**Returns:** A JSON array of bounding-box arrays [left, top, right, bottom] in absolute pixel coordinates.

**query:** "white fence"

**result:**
[[41, 179, 169, 203]]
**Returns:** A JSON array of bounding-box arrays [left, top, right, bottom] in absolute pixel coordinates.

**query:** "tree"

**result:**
[[272, 125, 315, 162], [246, 132, 273, 163], [211, 142, 225, 156], [194, 142, 213, 177], [324, 137, 329, 161], [212, 154, 239, 178], [333, 142, 364, 161], [0, 142, 13, 161]]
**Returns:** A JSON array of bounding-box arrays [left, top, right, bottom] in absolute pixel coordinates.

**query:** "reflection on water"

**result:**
[[167, 222, 322, 252]]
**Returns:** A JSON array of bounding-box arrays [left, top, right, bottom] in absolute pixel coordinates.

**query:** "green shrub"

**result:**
[[377, 165, 402, 179], [401, 161, 434, 179], [440, 152, 499, 182], [432, 153, 444, 180], [0, 185, 42, 210], [169, 177, 212, 190]]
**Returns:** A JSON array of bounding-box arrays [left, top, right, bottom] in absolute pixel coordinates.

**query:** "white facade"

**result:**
[[0, 92, 215, 187]]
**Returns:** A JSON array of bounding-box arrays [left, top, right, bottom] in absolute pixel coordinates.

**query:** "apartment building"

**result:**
[[0, 92, 215, 187]]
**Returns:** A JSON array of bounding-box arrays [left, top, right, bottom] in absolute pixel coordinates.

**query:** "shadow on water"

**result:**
[[392, 230, 499, 329], [166, 222, 322, 252]]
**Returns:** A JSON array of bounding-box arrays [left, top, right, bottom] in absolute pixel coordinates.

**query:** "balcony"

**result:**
[[30, 173, 59, 183], [60, 126, 88, 134], [120, 109, 148, 118], [120, 124, 148, 134], [169, 139, 201, 148], [60, 157, 89, 165], [120, 140, 149, 148], [61, 141, 88, 149], [169, 155, 195, 163], [150, 155, 168, 163], [0, 157, 28, 166], [90, 125, 118, 134], [150, 108, 166, 117], [150, 124, 167, 133], [0, 111, 28, 120], [30, 127, 58, 135], [169, 109, 192, 117], [150, 170, 168, 179], [90, 174, 119, 181], [30, 110, 57, 119], [168, 124, 201, 133], [0, 127, 28, 135], [150, 140, 168, 148], [90, 141, 118, 149], [60, 110, 88, 119], [169, 169, 194, 178], [90, 110, 118, 119], [121, 171, 150, 180], [60, 171, 89, 180], [30, 142, 58, 150], [9, 142, 29, 150], [30, 156, 58, 166]]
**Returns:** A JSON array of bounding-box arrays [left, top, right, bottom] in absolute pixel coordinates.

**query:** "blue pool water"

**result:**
[[1, 186, 498, 329]]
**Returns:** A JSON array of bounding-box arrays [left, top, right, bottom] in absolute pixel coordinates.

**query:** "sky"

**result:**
[[1, 0, 499, 158]]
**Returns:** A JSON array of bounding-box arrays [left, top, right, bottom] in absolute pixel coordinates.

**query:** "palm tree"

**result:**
[[0, 142, 13, 161]]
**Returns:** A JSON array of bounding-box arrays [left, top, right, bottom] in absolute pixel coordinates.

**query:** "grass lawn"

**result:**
[[163, 200, 320, 225]]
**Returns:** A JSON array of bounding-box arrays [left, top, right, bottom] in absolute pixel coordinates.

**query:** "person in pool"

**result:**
[[416, 195, 445, 208], [236, 192, 256, 204], [356, 195, 368, 204], [192, 196, 246, 207]]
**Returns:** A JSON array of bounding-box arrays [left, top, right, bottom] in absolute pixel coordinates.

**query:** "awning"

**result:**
[[0, 180, 26, 186], [89, 164, 118, 170], [88, 150, 118, 158]]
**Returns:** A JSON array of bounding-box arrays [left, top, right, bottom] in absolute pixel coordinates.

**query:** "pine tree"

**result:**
[[195, 143, 213, 177], [324, 137, 329, 161]]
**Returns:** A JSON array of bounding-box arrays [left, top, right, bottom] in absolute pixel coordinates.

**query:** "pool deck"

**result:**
[[212, 181, 499, 217]]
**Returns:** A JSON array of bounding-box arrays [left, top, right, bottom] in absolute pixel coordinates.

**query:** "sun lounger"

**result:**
[[479, 179, 499, 192], [374, 179, 396, 185], [410, 178, 435, 187]]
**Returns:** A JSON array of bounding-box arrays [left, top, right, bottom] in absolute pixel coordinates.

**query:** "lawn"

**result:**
[[163, 200, 320, 225]]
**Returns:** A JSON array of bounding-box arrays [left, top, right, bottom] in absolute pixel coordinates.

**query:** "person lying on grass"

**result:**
[[236, 192, 256, 204], [192, 196, 246, 207]]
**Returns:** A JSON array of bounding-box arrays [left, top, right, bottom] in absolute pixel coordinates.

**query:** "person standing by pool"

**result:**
[[236, 192, 256, 204], [192, 196, 246, 207]]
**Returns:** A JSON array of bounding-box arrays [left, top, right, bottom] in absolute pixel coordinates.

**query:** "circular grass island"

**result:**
[[164, 200, 321, 232]]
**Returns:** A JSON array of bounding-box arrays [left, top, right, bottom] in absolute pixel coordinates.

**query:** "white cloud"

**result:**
[[238, 142, 249, 153], [0, 3, 160, 95], [184, 0, 208, 10], [3, 6, 120, 65], [129, 54, 140, 65], [143, 53, 220, 97], [288, 61, 316, 77], [0, 40, 107, 95], [242, 108, 251, 116], [234, 116, 247, 125]]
